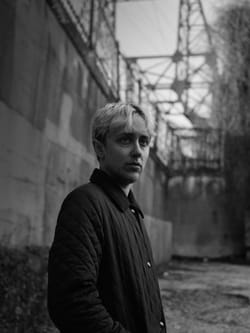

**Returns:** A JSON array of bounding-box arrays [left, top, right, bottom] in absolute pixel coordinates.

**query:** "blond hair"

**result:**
[[92, 102, 154, 144]]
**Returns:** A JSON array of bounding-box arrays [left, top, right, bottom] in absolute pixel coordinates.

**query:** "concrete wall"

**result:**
[[0, 0, 172, 263], [144, 215, 172, 264], [0, 0, 105, 246], [135, 157, 173, 264], [166, 175, 244, 258]]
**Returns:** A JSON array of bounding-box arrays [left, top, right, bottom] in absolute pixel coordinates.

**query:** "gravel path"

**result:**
[[159, 260, 250, 333]]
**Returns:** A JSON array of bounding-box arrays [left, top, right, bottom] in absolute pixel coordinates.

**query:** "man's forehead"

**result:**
[[109, 116, 149, 135]]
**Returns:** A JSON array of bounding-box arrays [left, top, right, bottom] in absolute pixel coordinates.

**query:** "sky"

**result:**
[[116, 0, 178, 56], [116, 0, 236, 57]]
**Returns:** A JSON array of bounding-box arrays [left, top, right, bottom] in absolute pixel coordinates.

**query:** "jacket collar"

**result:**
[[90, 168, 144, 218]]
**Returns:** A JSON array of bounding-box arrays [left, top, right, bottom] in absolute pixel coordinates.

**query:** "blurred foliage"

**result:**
[[213, 1, 250, 134], [212, 1, 250, 239], [0, 246, 58, 333]]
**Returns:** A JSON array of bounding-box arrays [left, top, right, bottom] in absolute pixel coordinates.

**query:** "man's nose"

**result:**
[[131, 140, 142, 156]]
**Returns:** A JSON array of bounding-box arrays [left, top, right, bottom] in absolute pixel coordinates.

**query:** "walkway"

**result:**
[[159, 259, 250, 333]]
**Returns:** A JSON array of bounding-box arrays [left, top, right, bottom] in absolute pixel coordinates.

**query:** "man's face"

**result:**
[[99, 113, 150, 191]]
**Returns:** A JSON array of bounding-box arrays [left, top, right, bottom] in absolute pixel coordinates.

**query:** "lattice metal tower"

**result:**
[[173, 0, 217, 119], [125, 0, 217, 122], [120, 0, 220, 170]]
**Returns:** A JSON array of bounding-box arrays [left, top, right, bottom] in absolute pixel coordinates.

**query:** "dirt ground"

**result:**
[[159, 259, 250, 333], [2, 246, 249, 332]]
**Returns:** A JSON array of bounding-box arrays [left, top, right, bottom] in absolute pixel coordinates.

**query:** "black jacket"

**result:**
[[48, 169, 166, 333]]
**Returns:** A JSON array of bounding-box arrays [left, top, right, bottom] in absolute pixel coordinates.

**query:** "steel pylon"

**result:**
[[125, 0, 217, 122], [121, 0, 221, 172]]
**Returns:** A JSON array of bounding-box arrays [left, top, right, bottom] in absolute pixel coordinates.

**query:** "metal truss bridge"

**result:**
[[47, 0, 223, 176]]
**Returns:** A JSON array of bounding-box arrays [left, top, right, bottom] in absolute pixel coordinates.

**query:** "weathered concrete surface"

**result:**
[[166, 175, 244, 258], [144, 215, 172, 265], [0, 0, 172, 255], [135, 157, 173, 265], [160, 260, 250, 332], [0, 0, 104, 246]]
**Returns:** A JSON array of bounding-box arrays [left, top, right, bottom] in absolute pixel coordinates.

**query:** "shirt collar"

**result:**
[[90, 168, 144, 218]]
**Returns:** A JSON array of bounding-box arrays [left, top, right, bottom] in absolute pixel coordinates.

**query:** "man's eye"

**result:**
[[118, 137, 131, 144], [139, 137, 150, 147]]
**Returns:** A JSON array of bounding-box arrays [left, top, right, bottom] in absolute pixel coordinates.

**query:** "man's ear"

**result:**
[[93, 139, 105, 161]]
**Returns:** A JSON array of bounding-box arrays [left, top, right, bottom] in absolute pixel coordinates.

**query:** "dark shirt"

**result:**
[[48, 168, 166, 333]]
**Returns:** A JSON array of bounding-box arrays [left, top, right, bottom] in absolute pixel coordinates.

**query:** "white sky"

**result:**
[[116, 0, 236, 57], [116, 0, 178, 56]]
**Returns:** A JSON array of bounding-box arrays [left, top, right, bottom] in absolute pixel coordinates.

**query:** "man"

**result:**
[[47, 102, 166, 333]]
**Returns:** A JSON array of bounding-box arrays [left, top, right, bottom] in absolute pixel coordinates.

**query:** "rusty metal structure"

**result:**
[[47, 0, 223, 175], [47, 0, 119, 96]]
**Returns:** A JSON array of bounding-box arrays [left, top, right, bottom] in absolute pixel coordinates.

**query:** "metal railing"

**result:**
[[156, 125, 224, 175]]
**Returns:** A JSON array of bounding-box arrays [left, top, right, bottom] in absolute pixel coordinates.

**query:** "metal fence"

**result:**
[[156, 124, 224, 175]]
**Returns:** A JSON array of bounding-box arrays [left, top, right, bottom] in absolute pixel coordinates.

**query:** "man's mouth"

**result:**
[[126, 162, 142, 170]]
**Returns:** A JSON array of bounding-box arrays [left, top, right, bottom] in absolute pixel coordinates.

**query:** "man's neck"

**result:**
[[120, 185, 131, 197], [99, 168, 132, 196]]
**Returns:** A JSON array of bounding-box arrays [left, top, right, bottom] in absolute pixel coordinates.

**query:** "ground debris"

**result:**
[[160, 260, 250, 333]]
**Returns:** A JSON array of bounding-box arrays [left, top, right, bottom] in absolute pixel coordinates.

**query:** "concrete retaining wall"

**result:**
[[134, 157, 172, 264], [166, 175, 244, 258], [144, 215, 172, 264], [0, 0, 105, 247], [0, 0, 172, 261]]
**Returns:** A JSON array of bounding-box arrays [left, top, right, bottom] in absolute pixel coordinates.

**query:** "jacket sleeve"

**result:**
[[47, 192, 130, 333]]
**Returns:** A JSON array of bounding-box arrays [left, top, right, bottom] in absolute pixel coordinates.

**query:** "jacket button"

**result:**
[[160, 321, 165, 327], [147, 261, 151, 268], [131, 208, 136, 214]]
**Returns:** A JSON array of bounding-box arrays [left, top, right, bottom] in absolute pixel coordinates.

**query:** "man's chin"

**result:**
[[123, 171, 141, 183]]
